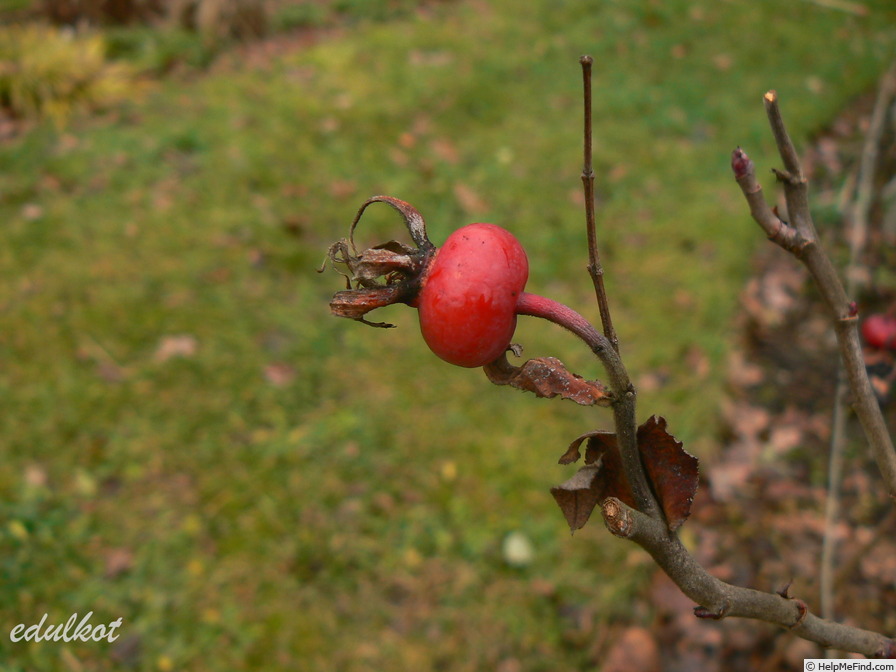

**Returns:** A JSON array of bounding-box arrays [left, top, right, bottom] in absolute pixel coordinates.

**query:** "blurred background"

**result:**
[[1, 0, 894, 670]]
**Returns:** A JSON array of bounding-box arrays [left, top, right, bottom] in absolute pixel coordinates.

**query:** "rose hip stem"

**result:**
[[516, 292, 617, 369], [516, 291, 660, 519]]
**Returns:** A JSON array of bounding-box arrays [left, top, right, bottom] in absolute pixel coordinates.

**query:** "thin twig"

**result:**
[[821, 374, 848, 632], [579, 55, 618, 353], [562, 56, 659, 520]]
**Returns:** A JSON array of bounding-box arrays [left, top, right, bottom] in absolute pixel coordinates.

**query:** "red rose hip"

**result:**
[[862, 313, 896, 350], [416, 223, 529, 367]]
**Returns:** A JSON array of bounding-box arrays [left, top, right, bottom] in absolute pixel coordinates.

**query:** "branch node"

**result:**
[[839, 301, 859, 322], [787, 599, 809, 629], [771, 167, 800, 185], [601, 497, 633, 538], [694, 602, 731, 620], [876, 640, 896, 659]]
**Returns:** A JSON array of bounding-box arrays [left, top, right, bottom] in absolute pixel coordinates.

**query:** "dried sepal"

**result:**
[[484, 353, 613, 406], [320, 196, 436, 328], [329, 285, 413, 328], [349, 195, 435, 253], [321, 239, 426, 289]]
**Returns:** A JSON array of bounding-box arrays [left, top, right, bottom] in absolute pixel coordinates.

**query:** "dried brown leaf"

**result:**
[[558, 432, 592, 465], [552, 417, 698, 532], [264, 363, 296, 387], [637, 416, 699, 532], [484, 355, 613, 407], [550, 463, 605, 532], [453, 182, 488, 214], [154, 334, 198, 363], [103, 547, 134, 579], [430, 137, 460, 164], [601, 626, 661, 672]]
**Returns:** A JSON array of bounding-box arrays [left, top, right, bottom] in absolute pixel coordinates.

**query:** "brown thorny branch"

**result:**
[[574, 65, 896, 656]]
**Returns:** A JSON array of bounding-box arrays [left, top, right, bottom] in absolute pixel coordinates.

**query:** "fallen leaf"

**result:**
[[264, 363, 296, 387], [453, 182, 488, 215], [24, 464, 48, 489], [740, 260, 806, 330], [705, 462, 753, 503], [328, 180, 357, 200], [97, 360, 125, 383], [712, 53, 733, 71], [727, 348, 765, 387], [496, 659, 522, 672], [601, 627, 660, 672], [104, 547, 134, 579], [21, 203, 43, 221], [430, 137, 459, 164], [154, 334, 198, 362], [685, 345, 711, 380]]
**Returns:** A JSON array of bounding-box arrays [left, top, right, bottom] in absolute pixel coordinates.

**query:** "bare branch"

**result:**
[[602, 498, 896, 658], [735, 92, 896, 499]]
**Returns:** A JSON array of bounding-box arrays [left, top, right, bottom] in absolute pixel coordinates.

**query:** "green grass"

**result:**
[[0, 1, 894, 669]]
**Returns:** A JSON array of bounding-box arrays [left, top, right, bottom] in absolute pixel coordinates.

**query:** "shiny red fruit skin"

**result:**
[[862, 313, 896, 350], [416, 223, 529, 367]]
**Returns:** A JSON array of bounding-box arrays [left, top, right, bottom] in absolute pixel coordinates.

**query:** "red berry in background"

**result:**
[[416, 223, 529, 367], [861, 313, 896, 350]]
